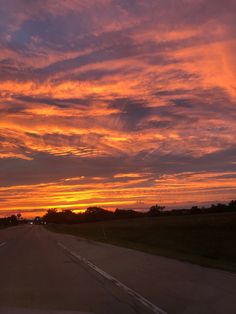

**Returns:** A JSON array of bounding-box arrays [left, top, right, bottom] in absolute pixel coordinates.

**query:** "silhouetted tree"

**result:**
[[114, 209, 142, 219], [228, 200, 236, 211], [190, 206, 202, 214], [85, 207, 113, 221], [43, 209, 59, 223], [39, 199, 236, 225], [17, 213, 22, 220], [148, 204, 165, 216]]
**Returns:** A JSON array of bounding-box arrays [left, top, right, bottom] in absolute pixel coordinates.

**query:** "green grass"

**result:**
[[46, 212, 236, 272]]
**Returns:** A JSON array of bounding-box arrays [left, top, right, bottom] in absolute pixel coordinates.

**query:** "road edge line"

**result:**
[[58, 241, 168, 314]]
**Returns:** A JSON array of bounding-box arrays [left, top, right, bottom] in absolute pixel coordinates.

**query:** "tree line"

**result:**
[[0, 213, 26, 227], [42, 200, 236, 224], [1, 200, 235, 226]]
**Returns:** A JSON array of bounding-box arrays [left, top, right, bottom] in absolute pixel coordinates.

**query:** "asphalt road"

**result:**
[[0, 225, 163, 314], [0, 225, 236, 314]]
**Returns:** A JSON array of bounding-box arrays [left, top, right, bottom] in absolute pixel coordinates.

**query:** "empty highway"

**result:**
[[0, 225, 235, 314]]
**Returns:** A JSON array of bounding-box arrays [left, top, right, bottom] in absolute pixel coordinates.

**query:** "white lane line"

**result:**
[[0, 242, 6, 248], [58, 242, 168, 314]]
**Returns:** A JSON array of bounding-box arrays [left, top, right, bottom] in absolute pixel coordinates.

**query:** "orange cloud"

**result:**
[[1, 171, 236, 217]]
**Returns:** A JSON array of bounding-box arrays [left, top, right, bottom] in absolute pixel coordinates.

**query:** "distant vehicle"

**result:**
[[31, 217, 46, 225], [33, 216, 42, 225]]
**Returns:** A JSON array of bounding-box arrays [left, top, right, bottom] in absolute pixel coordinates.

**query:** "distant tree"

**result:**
[[17, 213, 22, 220], [148, 204, 165, 216], [85, 206, 113, 221], [60, 209, 78, 223], [208, 203, 227, 213], [10, 215, 18, 225], [228, 200, 236, 210], [43, 209, 58, 223], [114, 208, 142, 219], [190, 206, 202, 214], [86, 207, 105, 215], [39, 199, 236, 225]]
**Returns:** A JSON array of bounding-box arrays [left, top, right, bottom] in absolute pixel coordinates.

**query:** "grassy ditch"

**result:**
[[47, 212, 236, 272]]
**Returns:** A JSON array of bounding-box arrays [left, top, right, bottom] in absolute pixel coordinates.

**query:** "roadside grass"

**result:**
[[46, 212, 236, 272]]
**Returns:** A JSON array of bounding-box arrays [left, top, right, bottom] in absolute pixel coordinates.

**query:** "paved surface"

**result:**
[[0, 225, 236, 314], [0, 225, 159, 314]]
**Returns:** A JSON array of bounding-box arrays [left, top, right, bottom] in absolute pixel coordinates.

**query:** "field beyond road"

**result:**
[[47, 212, 236, 272]]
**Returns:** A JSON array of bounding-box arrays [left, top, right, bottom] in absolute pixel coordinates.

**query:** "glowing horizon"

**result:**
[[1, 0, 236, 217]]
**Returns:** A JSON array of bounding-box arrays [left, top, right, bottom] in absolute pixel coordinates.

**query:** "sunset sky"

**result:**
[[0, 0, 236, 217]]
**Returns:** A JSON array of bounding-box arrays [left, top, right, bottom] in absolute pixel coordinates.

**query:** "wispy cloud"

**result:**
[[0, 0, 236, 216]]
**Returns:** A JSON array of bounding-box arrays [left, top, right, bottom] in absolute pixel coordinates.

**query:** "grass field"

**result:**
[[47, 212, 236, 272]]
